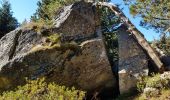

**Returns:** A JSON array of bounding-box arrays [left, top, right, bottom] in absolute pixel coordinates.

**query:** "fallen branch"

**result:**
[[96, 2, 164, 72]]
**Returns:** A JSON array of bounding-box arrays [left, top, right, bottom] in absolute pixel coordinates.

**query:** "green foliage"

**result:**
[[30, 0, 81, 33], [121, 73, 170, 100], [103, 32, 118, 63], [47, 34, 61, 44], [0, 0, 19, 38], [136, 75, 170, 100], [151, 35, 170, 55], [0, 78, 85, 100], [32, 0, 111, 22], [137, 73, 170, 93], [124, 0, 170, 33], [136, 77, 146, 92], [99, 6, 119, 67], [33, 0, 80, 21]]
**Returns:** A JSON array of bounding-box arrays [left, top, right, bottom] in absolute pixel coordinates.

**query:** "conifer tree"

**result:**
[[123, 0, 170, 55], [34, 0, 79, 21], [0, 0, 18, 38], [124, 0, 170, 33]]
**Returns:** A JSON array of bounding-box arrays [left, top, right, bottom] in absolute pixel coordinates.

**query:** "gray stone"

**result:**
[[143, 87, 159, 97], [0, 1, 116, 93], [54, 1, 100, 42], [117, 25, 148, 94], [0, 0, 154, 96]]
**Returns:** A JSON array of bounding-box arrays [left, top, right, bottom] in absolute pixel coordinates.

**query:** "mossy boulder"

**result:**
[[0, 1, 116, 96]]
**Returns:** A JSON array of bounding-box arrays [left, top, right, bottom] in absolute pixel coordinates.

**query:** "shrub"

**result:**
[[135, 73, 170, 99], [137, 89, 170, 100], [137, 73, 170, 92], [47, 34, 61, 45], [0, 78, 85, 100], [151, 36, 170, 56]]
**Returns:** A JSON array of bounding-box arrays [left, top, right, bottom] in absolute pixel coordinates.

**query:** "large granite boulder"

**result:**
[[0, 1, 116, 93], [117, 25, 148, 94]]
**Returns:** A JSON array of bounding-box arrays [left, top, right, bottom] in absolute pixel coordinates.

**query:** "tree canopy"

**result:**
[[31, 0, 111, 21], [0, 0, 18, 38], [31, 0, 80, 21], [124, 0, 170, 34]]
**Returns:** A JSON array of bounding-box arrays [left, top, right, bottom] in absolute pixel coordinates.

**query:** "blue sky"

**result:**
[[1, 0, 160, 41], [9, 0, 38, 22]]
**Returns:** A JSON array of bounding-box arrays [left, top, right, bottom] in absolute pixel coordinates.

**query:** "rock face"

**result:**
[[117, 25, 148, 94], [0, 1, 116, 93], [161, 56, 170, 71]]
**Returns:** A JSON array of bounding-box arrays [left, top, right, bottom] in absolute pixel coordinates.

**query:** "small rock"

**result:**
[[143, 87, 159, 97]]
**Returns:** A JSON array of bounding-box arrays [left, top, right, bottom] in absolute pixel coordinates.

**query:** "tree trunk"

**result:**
[[97, 2, 164, 72]]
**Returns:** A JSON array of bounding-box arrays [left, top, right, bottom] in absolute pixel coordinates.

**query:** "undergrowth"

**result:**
[[117, 73, 170, 100], [136, 73, 170, 100], [0, 78, 85, 100]]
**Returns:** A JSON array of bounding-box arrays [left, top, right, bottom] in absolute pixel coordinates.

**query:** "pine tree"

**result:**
[[124, 0, 170, 33], [0, 0, 18, 38], [34, 0, 79, 21], [30, 13, 38, 22], [123, 0, 170, 55], [36, 0, 52, 20]]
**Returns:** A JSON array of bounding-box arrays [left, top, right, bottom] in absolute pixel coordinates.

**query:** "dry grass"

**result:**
[[22, 19, 53, 34]]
